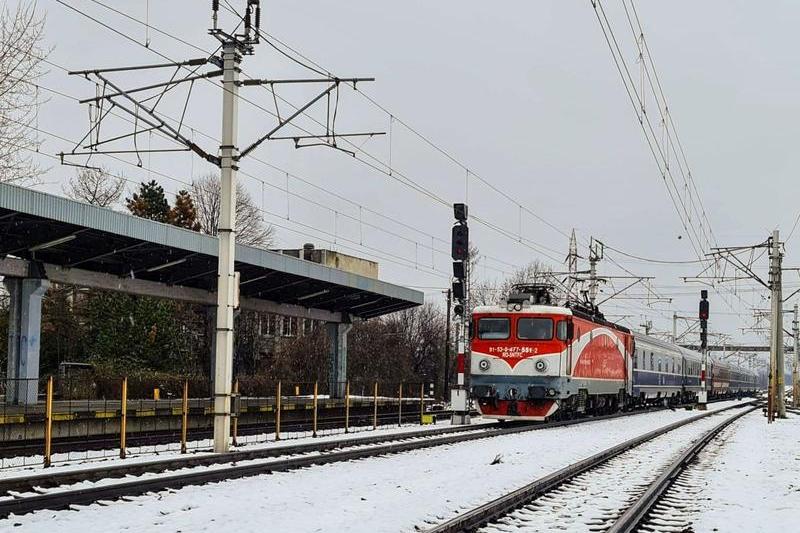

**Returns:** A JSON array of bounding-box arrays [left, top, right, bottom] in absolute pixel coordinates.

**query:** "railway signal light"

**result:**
[[453, 261, 465, 280], [451, 224, 469, 260], [453, 303, 464, 316], [452, 280, 465, 300], [699, 290, 709, 320], [454, 203, 468, 222]]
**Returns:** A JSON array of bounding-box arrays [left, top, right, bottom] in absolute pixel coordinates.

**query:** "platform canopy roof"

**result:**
[[0, 183, 423, 320]]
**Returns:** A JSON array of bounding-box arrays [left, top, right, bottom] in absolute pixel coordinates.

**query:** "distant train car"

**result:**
[[469, 284, 757, 421]]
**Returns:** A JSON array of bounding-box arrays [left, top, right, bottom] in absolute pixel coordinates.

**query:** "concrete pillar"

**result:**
[[4, 277, 49, 405], [327, 321, 352, 398]]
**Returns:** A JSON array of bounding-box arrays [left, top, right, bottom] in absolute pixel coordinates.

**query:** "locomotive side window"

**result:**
[[556, 320, 568, 341], [517, 318, 553, 340], [478, 318, 510, 340]]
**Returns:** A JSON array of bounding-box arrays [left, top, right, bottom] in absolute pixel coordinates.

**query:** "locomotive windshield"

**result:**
[[477, 318, 509, 339], [517, 318, 553, 340]]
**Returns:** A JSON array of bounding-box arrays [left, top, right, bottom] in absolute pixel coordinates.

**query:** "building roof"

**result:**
[[0, 183, 423, 319]]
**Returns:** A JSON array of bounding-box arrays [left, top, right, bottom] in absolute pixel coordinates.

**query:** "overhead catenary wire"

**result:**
[[44, 0, 752, 331], [66, 0, 566, 275], [4, 37, 526, 280]]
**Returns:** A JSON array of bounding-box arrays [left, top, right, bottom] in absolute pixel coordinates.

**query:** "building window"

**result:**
[[266, 314, 277, 337]]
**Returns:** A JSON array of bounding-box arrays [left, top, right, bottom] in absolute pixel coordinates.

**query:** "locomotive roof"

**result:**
[[472, 304, 573, 316]]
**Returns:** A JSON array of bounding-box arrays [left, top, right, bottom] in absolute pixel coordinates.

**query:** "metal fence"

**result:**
[[0, 375, 437, 470]]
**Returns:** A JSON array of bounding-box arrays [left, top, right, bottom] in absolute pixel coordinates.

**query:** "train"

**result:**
[[469, 284, 758, 421]]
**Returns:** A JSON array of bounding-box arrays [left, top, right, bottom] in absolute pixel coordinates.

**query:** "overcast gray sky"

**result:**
[[21, 0, 800, 351]]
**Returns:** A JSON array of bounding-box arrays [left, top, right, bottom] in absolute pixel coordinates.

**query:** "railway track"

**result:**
[[0, 405, 686, 519], [424, 401, 758, 533], [0, 409, 452, 459], [608, 407, 757, 533]]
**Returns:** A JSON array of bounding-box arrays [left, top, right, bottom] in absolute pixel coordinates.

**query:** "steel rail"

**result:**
[[424, 401, 758, 533], [606, 405, 758, 533], [0, 409, 454, 459], [0, 405, 686, 517]]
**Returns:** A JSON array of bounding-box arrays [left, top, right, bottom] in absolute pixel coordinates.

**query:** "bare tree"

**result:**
[[64, 167, 125, 207], [0, 1, 48, 184], [191, 173, 275, 248]]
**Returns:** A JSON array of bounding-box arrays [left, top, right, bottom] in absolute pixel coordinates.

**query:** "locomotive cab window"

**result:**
[[477, 318, 510, 340], [556, 320, 569, 341], [517, 318, 553, 340]]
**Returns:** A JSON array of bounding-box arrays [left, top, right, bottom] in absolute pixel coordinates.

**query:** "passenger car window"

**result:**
[[477, 318, 510, 340], [517, 318, 553, 340]]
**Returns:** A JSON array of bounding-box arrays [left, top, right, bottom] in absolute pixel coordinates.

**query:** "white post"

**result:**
[[672, 312, 678, 343], [770, 230, 786, 418], [793, 304, 799, 408], [213, 41, 240, 453]]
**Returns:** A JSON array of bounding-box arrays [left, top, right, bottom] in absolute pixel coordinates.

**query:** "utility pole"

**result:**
[[212, 37, 241, 453], [673, 312, 678, 343], [443, 288, 452, 399], [793, 303, 799, 408], [698, 290, 709, 409], [588, 238, 603, 308], [450, 203, 470, 424], [65, 1, 380, 453], [769, 229, 786, 419], [567, 229, 578, 300]]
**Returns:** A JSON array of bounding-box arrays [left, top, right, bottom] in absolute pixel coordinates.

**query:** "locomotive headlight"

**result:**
[[547, 388, 557, 397], [534, 359, 548, 373], [478, 359, 491, 371]]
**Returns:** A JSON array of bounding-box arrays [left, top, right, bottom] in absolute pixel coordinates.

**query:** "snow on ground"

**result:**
[[0, 400, 750, 533], [0, 418, 489, 480], [480, 411, 741, 533], [643, 408, 800, 533]]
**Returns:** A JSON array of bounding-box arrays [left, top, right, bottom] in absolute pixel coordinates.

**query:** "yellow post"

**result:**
[[344, 381, 351, 434], [120, 377, 128, 459], [420, 382, 425, 425], [43, 376, 53, 468], [153, 387, 160, 401], [180, 379, 189, 454], [373, 381, 378, 430], [232, 378, 239, 447], [398, 382, 403, 427], [295, 384, 300, 396], [275, 381, 282, 441], [312, 381, 318, 438]]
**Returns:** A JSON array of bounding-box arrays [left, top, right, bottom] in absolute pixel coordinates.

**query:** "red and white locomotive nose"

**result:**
[[469, 284, 631, 421]]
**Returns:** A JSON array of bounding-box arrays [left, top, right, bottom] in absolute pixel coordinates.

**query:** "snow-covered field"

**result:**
[[0, 400, 752, 532], [642, 409, 800, 533]]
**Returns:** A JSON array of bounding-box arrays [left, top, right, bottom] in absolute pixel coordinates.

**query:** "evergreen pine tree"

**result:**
[[170, 190, 201, 231], [126, 180, 171, 222]]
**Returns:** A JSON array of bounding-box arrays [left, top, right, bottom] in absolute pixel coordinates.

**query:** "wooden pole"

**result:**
[[344, 381, 350, 434], [232, 378, 239, 446], [120, 377, 128, 459], [181, 379, 189, 454], [420, 382, 425, 425], [312, 381, 318, 438], [275, 380, 282, 441], [398, 382, 403, 427], [43, 376, 53, 468], [373, 381, 378, 430]]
